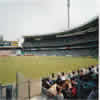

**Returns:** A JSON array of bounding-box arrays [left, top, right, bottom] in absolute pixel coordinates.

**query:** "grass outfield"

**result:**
[[0, 56, 98, 84]]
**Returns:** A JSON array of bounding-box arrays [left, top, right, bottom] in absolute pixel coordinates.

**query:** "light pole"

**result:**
[[67, 0, 70, 29]]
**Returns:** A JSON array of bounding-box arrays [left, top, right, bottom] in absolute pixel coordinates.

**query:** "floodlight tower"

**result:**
[[67, 0, 70, 29]]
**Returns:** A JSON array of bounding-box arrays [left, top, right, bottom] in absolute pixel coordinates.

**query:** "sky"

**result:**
[[0, 0, 98, 41]]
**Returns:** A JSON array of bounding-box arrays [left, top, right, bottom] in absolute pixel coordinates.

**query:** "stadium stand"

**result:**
[[22, 17, 99, 57], [23, 48, 98, 56], [0, 40, 22, 56]]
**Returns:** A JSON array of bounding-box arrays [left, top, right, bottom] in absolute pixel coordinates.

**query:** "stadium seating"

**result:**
[[23, 47, 98, 57], [22, 17, 98, 57], [23, 32, 98, 48]]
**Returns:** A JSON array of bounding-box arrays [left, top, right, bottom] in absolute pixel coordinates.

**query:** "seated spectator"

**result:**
[[92, 66, 98, 74], [61, 72, 66, 81], [69, 72, 73, 78], [91, 65, 95, 69], [79, 70, 85, 80], [50, 73, 56, 84], [88, 67, 93, 74], [42, 77, 53, 89], [65, 73, 71, 80], [42, 78, 49, 89], [77, 69, 80, 75], [71, 77, 78, 86], [61, 81, 72, 99], [72, 71, 75, 77], [74, 71, 78, 77], [72, 71, 78, 79], [51, 73, 55, 78], [56, 74, 62, 85], [47, 83, 57, 96], [71, 84, 77, 99], [47, 77, 54, 85], [81, 68, 87, 75]]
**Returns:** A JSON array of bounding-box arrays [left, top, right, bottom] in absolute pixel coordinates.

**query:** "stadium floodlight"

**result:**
[[67, 0, 70, 29]]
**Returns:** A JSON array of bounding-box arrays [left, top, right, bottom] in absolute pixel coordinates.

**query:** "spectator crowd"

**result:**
[[42, 65, 98, 100]]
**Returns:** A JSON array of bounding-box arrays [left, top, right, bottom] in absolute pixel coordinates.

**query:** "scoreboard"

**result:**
[[0, 41, 18, 47], [11, 41, 18, 47]]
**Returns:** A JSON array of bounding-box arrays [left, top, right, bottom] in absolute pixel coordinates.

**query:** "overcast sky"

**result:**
[[0, 0, 98, 41]]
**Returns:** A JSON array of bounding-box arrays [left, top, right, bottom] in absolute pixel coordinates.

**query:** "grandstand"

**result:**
[[22, 17, 98, 57], [0, 40, 21, 56]]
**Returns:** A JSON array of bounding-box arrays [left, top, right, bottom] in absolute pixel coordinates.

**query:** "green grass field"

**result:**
[[0, 56, 98, 84]]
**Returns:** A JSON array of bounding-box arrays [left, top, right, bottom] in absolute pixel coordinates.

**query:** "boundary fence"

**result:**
[[0, 72, 41, 100]]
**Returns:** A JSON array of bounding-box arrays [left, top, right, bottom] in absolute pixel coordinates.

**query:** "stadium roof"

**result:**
[[23, 16, 98, 38]]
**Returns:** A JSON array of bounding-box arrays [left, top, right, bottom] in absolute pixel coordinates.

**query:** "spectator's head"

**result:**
[[61, 72, 65, 76], [79, 70, 84, 76], [81, 68, 87, 75], [72, 71, 78, 77], [72, 71, 75, 75], [57, 74, 61, 79], [91, 65, 94, 68], [88, 67, 92, 72], [77, 70, 80, 75], [51, 73, 55, 78]]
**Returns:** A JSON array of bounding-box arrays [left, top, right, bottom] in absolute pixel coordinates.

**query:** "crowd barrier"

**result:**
[[0, 72, 41, 100]]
